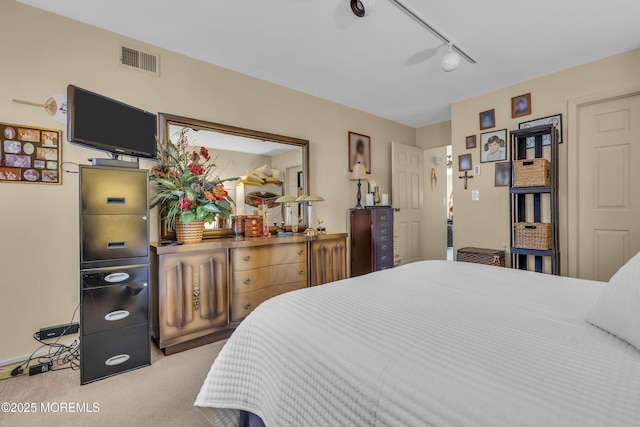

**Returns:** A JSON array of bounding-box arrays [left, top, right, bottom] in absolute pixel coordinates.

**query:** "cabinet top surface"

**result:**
[[151, 233, 347, 255]]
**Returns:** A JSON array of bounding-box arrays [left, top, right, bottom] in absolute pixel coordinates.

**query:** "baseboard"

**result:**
[[0, 349, 56, 381]]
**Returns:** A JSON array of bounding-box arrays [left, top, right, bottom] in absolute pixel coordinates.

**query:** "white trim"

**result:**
[[567, 85, 640, 277]]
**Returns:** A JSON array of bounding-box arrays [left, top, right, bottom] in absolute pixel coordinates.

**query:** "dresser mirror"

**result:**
[[158, 113, 309, 240]]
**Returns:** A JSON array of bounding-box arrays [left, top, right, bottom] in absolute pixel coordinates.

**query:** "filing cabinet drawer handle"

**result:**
[[298, 249, 304, 255], [104, 354, 130, 366], [244, 278, 252, 285], [244, 303, 252, 310], [107, 241, 126, 249], [243, 255, 251, 261], [104, 310, 130, 322], [104, 272, 130, 283], [107, 197, 126, 204]]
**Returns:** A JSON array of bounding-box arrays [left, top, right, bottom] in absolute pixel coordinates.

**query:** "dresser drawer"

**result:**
[[230, 282, 305, 322], [373, 210, 392, 222], [231, 262, 307, 293], [80, 323, 150, 385], [231, 243, 307, 270], [81, 215, 148, 262], [376, 251, 393, 265], [82, 281, 149, 335], [374, 232, 392, 243], [375, 241, 392, 254], [81, 167, 148, 215]]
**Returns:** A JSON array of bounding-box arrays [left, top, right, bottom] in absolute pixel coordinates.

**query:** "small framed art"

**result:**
[[479, 109, 495, 130], [458, 153, 472, 171], [480, 129, 507, 163], [466, 135, 476, 149], [495, 161, 511, 187], [348, 132, 371, 173], [519, 113, 562, 148], [512, 93, 531, 118]]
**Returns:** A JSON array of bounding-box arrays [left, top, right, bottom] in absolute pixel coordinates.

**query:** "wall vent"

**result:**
[[119, 45, 160, 76]]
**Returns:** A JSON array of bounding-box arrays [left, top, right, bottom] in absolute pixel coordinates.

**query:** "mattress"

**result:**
[[195, 261, 640, 426]]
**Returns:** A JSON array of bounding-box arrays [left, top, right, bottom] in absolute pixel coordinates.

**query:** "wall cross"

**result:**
[[459, 171, 473, 190]]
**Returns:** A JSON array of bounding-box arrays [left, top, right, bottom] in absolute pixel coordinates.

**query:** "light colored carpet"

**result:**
[[0, 340, 225, 427]]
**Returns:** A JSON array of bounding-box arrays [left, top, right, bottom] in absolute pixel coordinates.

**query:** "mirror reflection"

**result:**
[[158, 113, 309, 239]]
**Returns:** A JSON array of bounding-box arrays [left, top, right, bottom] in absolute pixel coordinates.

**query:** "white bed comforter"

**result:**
[[195, 261, 640, 426]]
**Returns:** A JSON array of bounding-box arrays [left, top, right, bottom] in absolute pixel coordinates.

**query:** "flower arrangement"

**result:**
[[150, 127, 237, 230]]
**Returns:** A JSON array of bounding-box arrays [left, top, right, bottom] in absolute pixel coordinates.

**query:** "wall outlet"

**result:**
[[472, 190, 480, 201]]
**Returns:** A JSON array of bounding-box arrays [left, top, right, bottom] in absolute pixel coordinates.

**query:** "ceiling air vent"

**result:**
[[119, 45, 160, 76]]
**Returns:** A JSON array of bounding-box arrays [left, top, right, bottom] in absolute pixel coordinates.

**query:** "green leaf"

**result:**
[[180, 211, 196, 224], [201, 203, 221, 213]]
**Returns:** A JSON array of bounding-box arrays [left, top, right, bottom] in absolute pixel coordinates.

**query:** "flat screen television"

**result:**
[[67, 85, 157, 158]]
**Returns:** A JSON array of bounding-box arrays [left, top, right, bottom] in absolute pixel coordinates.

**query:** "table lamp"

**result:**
[[295, 193, 325, 236], [350, 162, 368, 209], [275, 195, 297, 226]]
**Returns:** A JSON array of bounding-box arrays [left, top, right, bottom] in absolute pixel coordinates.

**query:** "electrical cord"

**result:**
[[61, 162, 79, 174]]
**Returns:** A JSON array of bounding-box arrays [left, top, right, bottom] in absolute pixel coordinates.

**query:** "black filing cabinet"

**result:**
[[350, 207, 394, 277], [79, 166, 150, 384]]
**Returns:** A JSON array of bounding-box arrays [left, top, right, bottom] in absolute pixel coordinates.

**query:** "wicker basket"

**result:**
[[513, 158, 550, 187], [175, 220, 205, 243], [457, 247, 505, 267], [514, 222, 552, 250]]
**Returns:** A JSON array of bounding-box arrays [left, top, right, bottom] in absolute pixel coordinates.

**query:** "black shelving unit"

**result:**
[[509, 125, 560, 275]]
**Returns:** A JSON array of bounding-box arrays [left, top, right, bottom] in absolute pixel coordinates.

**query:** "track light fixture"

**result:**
[[440, 43, 461, 72], [351, 0, 377, 17]]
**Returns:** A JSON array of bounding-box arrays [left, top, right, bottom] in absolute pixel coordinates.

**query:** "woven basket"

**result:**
[[175, 220, 205, 243], [513, 158, 550, 187], [514, 222, 551, 250], [457, 247, 505, 267]]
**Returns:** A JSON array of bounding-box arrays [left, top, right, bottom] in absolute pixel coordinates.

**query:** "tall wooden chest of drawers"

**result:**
[[350, 207, 394, 277]]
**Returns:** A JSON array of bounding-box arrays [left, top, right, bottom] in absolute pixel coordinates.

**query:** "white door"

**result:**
[[391, 142, 425, 265], [422, 147, 448, 260], [577, 93, 640, 281]]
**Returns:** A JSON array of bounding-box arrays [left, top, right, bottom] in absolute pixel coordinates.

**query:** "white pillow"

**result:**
[[586, 251, 640, 350]]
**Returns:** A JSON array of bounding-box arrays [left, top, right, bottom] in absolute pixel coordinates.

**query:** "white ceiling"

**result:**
[[18, 0, 640, 127]]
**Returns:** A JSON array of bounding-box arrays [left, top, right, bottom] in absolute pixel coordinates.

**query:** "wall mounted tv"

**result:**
[[67, 85, 157, 159]]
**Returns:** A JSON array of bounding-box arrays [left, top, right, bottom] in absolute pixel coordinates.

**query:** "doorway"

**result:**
[[446, 145, 453, 261]]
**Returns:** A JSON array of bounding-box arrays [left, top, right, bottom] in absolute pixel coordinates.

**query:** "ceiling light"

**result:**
[[351, 0, 376, 17], [440, 43, 461, 72]]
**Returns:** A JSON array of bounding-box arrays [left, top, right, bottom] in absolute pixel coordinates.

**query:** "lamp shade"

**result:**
[[350, 162, 367, 180], [275, 195, 297, 204], [296, 194, 325, 202], [441, 44, 461, 72]]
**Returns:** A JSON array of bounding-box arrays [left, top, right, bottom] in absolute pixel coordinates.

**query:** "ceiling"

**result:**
[[18, 0, 640, 127]]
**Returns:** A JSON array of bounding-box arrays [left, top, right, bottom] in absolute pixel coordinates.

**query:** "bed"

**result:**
[[195, 258, 640, 426]]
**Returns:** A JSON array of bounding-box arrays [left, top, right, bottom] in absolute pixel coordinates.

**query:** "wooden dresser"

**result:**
[[350, 207, 394, 277], [150, 233, 346, 354]]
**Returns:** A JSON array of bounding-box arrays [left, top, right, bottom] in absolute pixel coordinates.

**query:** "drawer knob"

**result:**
[[381, 256, 387, 261], [381, 245, 387, 250], [298, 270, 304, 275], [243, 255, 251, 261], [104, 310, 130, 322], [244, 278, 252, 285], [298, 249, 304, 255], [244, 303, 252, 310], [104, 354, 130, 366]]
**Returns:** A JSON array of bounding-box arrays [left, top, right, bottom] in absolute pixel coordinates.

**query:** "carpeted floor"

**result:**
[[0, 340, 225, 427]]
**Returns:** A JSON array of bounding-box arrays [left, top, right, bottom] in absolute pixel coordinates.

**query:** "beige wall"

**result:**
[[0, 1, 415, 362], [450, 48, 640, 273], [416, 120, 452, 149]]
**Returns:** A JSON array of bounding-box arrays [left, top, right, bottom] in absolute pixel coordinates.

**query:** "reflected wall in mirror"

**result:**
[[157, 113, 309, 240]]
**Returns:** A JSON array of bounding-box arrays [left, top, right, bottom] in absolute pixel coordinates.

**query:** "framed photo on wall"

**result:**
[[519, 113, 563, 147], [466, 135, 477, 149], [479, 109, 495, 130], [480, 129, 507, 163], [458, 153, 472, 171], [495, 161, 511, 187], [512, 93, 532, 118], [348, 131, 371, 173]]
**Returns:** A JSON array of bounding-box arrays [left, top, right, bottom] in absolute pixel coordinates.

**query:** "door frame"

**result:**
[[567, 85, 640, 277]]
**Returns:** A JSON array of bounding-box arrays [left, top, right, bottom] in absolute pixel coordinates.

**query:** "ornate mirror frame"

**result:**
[[157, 113, 310, 240]]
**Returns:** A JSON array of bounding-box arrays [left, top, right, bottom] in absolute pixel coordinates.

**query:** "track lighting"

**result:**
[[440, 43, 461, 72], [351, 0, 377, 17]]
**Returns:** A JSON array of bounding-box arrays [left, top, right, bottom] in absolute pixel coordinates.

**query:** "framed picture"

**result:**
[[479, 109, 495, 130], [480, 129, 508, 163], [458, 153, 472, 171], [519, 113, 563, 148], [348, 131, 371, 173], [0, 122, 61, 184], [512, 93, 532, 118], [466, 135, 477, 149], [495, 161, 511, 187]]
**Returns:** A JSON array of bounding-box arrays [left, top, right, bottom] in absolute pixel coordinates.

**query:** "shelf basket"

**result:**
[[457, 247, 505, 267], [513, 158, 550, 187], [514, 222, 552, 250]]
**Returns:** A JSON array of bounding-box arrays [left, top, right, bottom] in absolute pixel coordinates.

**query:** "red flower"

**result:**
[[191, 151, 200, 162], [200, 146, 209, 159], [178, 198, 192, 212], [188, 163, 204, 175]]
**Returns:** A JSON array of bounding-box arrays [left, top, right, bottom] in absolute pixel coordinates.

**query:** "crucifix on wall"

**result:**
[[459, 171, 473, 190]]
